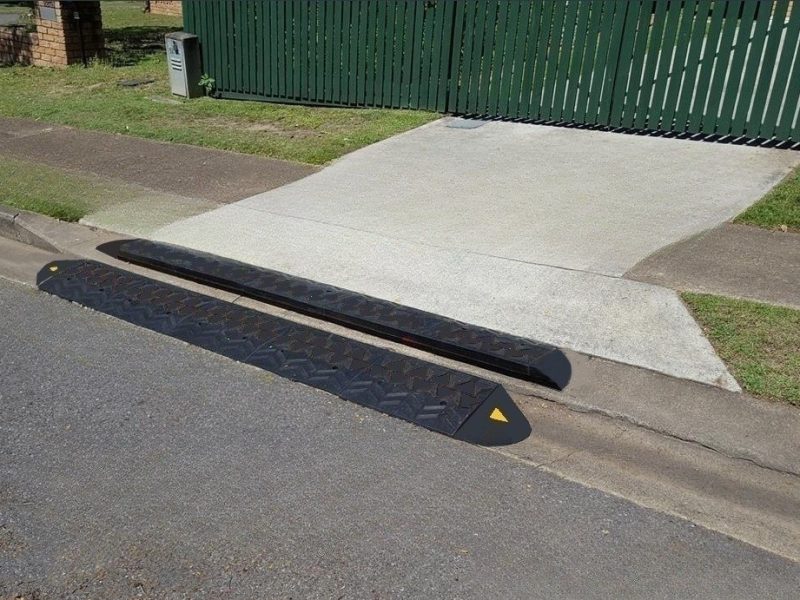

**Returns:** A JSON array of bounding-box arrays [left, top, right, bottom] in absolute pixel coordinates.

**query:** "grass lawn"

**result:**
[[683, 292, 800, 406], [734, 166, 800, 232], [0, 2, 437, 165], [1, 156, 138, 221]]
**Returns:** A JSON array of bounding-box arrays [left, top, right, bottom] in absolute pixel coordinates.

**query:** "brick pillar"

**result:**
[[33, 1, 103, 67]]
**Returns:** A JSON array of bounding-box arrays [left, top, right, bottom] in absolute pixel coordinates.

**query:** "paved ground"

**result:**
[[154, 119, 798, 388], [0, 117, 318, 235], [628, 224, 800, 309], [227, 119, 795, 277], [2, 279, 799, 599]]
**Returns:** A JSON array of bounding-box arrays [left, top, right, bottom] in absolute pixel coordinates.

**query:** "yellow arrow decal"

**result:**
[[489, 407, 508, 423]]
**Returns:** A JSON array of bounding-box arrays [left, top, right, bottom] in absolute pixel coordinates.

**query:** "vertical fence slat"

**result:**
[[399, 0, 415, 106], [299, 0, 308, 100], [372, 0, 385, 105], [347, 0, 359, 104], [716, 0, 759, 135], [620, 0, 653, 128], [597, 0, 631, 126], [645, 0, 683, 129], [551, 0, 580, 122], [686, 0, 727, 133], [541, 0, 567, 120], [563, 0, 593, 123], [389, 1, 404, 107], [258, 0, 266, 97], [477, 0, 500, 114], [248, 1, 256, 96], [339, 0, 350, 103], [505, 1, 532, 118], [363, 1, 376, 105], [493, 0, 518, 116], [660, 0, 699, 131], [310, 1, 319, 102], [672, 0, 713, 132], [295, 0, 303, 98], [704, 0, 744, 133], [586, 0, 615, 124], [573, 1, 604, 123], [527, 0, 554, 119], [747, 0, 790, 137], [775, 27, 800, 140], [731, 0, 775, 137], [427, 1, 444, 110], [633, 0, 667, 129], [485, 0, 509, 115], [445, 0, 465, 112], [609, 0, 643, 127], [456, 0, 476, 113], [408, 0, 425, 109], [232, 0, 241, 93], [434, 0, 454, 112], [339, 0, 348, 103], [381, 0, 394, 107], [286, 0, 295, 98], [765, 0, 800, 138], [468, 0, 492, 114], [268, 0, 277, 97], [332, 0, 343, 103], [514, 1, 544, 119]]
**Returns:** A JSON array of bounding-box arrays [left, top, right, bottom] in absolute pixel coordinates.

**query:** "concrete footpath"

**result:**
[[0, 117, 318, 235], [153, 118, 799, 389], [628, 223, 800, 309]]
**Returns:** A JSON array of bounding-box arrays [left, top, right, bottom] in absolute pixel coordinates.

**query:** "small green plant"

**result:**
[[198, 73, 215, 95]]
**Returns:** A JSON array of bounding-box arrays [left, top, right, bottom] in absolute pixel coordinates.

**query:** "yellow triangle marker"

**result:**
[[489, 407, 508, 423]]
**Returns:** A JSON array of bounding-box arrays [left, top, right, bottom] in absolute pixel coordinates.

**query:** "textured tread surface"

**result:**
[[116, 238, 571, 389], [37, 260, 530, 444]]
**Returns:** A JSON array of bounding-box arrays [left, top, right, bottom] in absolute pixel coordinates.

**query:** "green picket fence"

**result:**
[[184, 0, 800, 142]]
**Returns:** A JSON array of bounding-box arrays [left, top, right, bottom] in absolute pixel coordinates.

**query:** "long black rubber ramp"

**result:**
[[37, 260, 531, 446], [113, 239, 571, 390]]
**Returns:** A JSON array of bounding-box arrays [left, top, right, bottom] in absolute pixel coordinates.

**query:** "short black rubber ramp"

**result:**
[[113, 239, 571, 390], [37, 260, 531, 446]]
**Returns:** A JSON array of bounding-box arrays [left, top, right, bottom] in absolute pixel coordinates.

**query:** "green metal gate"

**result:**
[[184, 0, 800, 142]]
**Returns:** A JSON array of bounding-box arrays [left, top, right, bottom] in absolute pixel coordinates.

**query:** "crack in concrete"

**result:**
[[516, 391, 800, 480]]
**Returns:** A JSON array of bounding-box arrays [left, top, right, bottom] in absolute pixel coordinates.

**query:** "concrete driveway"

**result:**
[[154, 120, 799, 389]]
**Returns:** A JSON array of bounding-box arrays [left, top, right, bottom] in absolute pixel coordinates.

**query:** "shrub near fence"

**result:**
[[184, 0, 800, 142]]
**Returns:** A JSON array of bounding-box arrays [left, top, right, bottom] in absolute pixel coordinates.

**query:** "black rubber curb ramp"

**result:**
[[37, 260, 532, 446], [109, 239, 571, 390]]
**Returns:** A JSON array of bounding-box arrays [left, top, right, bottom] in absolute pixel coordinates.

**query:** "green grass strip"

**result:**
[[683, 292, 800, 406], [735, 167, 800, 232], [0, 157, 136, 222]]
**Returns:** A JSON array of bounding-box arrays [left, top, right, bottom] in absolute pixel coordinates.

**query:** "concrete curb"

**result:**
[[0, 204, 60, 253], [2, 209, 798, 478], [518, 350, 800, 478]]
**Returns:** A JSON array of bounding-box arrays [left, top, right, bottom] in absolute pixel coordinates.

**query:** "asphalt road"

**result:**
[[1, 279, 798, 599]]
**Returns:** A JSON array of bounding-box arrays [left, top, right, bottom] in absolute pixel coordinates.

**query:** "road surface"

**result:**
[[1, 279, 798, 599]]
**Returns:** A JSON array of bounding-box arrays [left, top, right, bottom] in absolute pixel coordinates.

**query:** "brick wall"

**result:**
[[0, 26, 36, 66], [33, 1, 104, 67], [150, 1, 183, 17]]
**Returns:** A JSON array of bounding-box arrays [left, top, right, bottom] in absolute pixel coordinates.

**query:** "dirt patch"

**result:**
[[202, 116, 321, 139]]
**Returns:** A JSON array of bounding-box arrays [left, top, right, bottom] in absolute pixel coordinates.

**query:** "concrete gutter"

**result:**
[[2, 208, 798, 478], [0, 204, 60, 253]]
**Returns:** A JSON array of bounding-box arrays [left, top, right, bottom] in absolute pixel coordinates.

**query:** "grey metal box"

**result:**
[[165, 32, 203, 99]]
